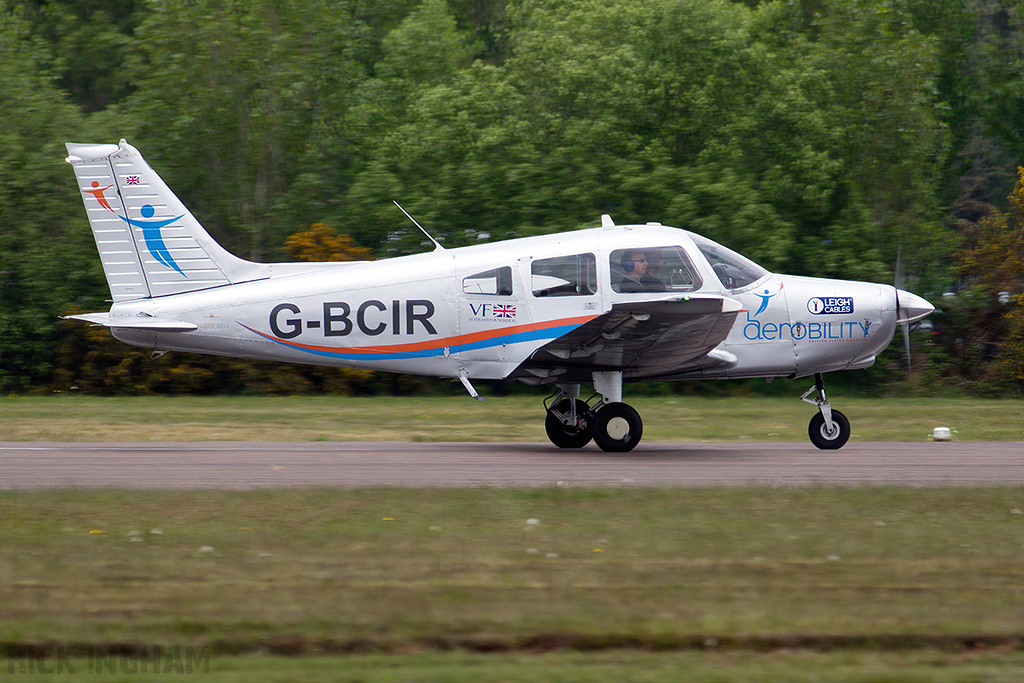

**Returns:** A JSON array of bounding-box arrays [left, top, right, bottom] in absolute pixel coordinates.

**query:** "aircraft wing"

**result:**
[[508, 294, 742, 384]]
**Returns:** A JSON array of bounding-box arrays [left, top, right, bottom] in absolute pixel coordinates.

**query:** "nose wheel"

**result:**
[[801, 373, 851, 450], [808, 410, 850, 449]]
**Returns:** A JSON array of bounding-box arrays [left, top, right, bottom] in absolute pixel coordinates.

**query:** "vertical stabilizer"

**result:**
[[65, 139, 267, 300]]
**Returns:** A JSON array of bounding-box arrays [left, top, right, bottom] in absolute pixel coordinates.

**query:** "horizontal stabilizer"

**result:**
[[63, 312, 198, 332]]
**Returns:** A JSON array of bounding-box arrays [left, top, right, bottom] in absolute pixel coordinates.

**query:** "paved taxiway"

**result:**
[[0, 441, 1021, 489]]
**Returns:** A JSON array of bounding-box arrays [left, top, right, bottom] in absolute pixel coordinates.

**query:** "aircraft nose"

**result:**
[[895, 289, 934, 324]]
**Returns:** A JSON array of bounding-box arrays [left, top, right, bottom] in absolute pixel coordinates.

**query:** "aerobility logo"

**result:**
[[739, 280, 872, 342], [83, 181, 186, 277]]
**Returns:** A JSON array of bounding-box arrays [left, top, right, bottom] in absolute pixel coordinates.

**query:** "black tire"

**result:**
[[592, 402, 643, 453], [544, 398, 593, 449], [808, 410, 851, 450]]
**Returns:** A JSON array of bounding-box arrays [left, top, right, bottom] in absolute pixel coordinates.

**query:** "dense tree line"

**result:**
[[1, 0, 1023, 395]]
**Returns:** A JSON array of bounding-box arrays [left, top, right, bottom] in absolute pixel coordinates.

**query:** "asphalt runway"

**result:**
[[0, 441, 1022, 489]]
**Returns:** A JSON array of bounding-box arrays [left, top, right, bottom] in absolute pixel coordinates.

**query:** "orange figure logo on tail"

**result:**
[[83, 181, 115, 212]]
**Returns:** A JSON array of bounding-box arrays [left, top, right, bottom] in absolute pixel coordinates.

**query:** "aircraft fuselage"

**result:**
[[107, 225, 906, 383]]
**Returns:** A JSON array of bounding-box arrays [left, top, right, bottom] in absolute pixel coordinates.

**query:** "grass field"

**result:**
[[3, 487, 1024, 680], [8, 651, 1024, 682], [0, 393, 1021, 442], [2, 395, 1023, 680]]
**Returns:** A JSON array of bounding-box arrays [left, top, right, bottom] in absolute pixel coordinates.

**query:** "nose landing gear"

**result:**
[[801, 373, 851, 450]]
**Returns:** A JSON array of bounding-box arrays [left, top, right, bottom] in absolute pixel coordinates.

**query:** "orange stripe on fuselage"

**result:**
[[258, 314, 599, 355]]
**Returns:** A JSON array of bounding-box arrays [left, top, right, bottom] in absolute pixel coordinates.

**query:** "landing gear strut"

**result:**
[[543, 374, 644, 453], [801, 373, 851, 450]]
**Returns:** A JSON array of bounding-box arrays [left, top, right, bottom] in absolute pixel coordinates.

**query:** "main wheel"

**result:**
[[808, 410, 851, 450], [592, 402, 643, 453], [544, 398, 593, 448]]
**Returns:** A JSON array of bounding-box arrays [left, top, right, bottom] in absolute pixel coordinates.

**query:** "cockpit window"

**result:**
[[689, 233, 769, 290], [610, 246, 701, 294]]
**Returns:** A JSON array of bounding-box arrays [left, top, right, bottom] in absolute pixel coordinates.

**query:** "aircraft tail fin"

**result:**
[[65, 139, 267, 301]]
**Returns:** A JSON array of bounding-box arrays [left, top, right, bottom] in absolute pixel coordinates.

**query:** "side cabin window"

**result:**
[[531, 254, 597, 297], [610, 247, 701, 294], [463, 266, 513, 295]]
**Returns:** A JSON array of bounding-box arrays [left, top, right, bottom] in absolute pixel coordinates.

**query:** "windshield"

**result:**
[[688, 233, 769, 290]]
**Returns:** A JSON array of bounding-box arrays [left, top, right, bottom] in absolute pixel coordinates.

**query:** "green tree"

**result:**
[[902, 1, 1024, 272], [340, 0, 946, 286], [17, 0, 142, 111], [0, 3, 111, 392], [336, 0, 479, 249], [126, 0, 371, 260], [953, 166, 1024, 386]]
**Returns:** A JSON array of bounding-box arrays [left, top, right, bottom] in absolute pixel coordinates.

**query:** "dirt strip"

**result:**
[[4, 633, 1024, 659]]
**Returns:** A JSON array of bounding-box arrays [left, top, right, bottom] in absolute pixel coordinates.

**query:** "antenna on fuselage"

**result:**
[[393, 201, 445, 251]]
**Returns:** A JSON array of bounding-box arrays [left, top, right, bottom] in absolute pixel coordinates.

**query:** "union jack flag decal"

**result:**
[[493, 304, 516, 319], [125, 175, 141, 185]]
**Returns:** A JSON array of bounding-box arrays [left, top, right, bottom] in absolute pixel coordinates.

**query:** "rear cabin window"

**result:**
[[463, 266, 513, 295], [610, 246, 701, 294], [531, 254, 597, 297]]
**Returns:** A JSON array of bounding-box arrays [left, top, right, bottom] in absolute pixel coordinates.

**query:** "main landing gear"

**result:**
[[542, 372, 851, 452], [543, 372, 643, 453], [801, 373, 851, 450]]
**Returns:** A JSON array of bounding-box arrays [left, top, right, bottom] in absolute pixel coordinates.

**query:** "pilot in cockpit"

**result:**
[[620, 250, 665, 292]]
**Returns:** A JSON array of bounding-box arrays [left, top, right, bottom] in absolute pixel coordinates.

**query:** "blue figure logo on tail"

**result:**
[[118, 204, 186, 277], [83, 182, 186, 277]]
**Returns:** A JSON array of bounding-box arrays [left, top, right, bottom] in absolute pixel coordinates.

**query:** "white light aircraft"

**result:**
[[65, 140, 934, 452]]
